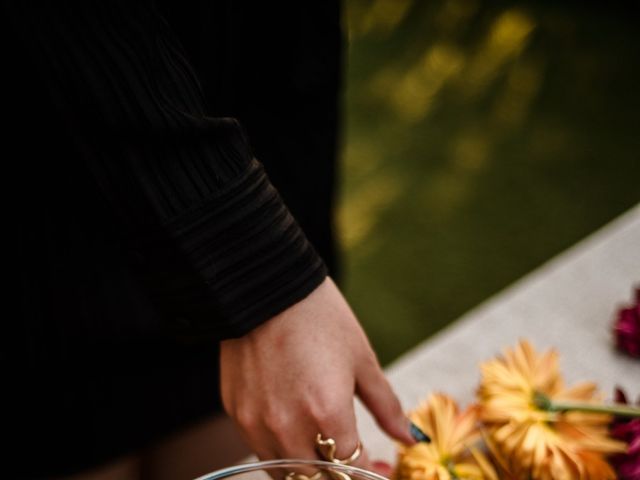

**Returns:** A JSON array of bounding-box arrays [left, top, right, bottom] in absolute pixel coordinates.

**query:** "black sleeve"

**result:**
[[8, 1, 328, 339]]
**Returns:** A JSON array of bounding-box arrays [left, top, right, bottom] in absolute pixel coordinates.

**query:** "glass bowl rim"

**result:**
[[194, 459, 389, 480]]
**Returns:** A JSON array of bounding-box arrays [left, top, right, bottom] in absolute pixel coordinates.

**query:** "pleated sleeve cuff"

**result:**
[[150, 157, 328, 339]]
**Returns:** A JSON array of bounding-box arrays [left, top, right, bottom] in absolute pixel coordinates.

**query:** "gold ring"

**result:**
[[315, 433, 362, 465]]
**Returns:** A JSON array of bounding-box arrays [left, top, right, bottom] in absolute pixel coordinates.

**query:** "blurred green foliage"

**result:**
[[338, 0, 640, 365]]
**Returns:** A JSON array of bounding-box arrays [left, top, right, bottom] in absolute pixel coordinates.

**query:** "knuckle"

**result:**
[[309, 397, 341, 425], [235, 405, 259, 431], [264, 409, 291, 435], [314, 403, 349, 433]]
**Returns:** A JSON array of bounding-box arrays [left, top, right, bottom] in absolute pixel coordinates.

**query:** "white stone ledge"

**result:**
[[356, 203, 640, 462]]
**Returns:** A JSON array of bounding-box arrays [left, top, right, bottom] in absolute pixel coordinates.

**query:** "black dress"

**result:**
[[6, 1, 341, 477]]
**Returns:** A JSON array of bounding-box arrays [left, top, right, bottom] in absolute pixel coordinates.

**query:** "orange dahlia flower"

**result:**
[[477, 340, 626, 479], [395, 393, 497, 480]]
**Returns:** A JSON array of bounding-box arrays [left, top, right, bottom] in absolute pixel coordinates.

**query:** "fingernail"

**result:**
[[409, 421, 431, 443]]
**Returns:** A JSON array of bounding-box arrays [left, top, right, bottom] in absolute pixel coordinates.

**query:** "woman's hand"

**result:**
[[220, 276, 415, 471]]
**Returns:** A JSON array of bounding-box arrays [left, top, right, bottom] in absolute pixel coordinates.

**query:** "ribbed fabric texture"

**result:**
[[162, 158, 327, 337]]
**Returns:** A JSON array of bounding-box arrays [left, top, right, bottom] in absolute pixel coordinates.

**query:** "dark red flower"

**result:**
[[610, 387, 640, 480], [613, 288, 640, 358]]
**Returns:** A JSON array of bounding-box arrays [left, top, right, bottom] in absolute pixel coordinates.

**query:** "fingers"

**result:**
[[313, 401, 372, 471], [232, 413, 295, 480], [261, 395, 375, 474], [231, 403, 279, 461], [219, 276, 405, 476], [356, 357, 415, 446], [348, 447, 372, 473]]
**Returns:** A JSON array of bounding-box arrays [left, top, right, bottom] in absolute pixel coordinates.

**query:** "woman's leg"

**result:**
[[140, 413, 250, 480]]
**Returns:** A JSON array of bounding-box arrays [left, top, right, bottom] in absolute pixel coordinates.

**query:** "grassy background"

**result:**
[[338, 0, 640, 365]]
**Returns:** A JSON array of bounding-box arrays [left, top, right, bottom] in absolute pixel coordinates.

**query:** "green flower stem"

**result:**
[[548, 401, 640, 417], [534, 392, 640, 418]]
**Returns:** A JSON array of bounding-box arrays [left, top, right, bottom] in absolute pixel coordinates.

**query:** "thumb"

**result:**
[[355, 357, 415, 446]]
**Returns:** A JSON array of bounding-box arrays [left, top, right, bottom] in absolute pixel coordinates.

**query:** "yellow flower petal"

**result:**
[[477, 340, 624, 479], [397, 394, 495, 480]]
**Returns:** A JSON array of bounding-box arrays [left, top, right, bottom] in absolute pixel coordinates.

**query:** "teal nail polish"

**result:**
[[410, 421, 431, 443]]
